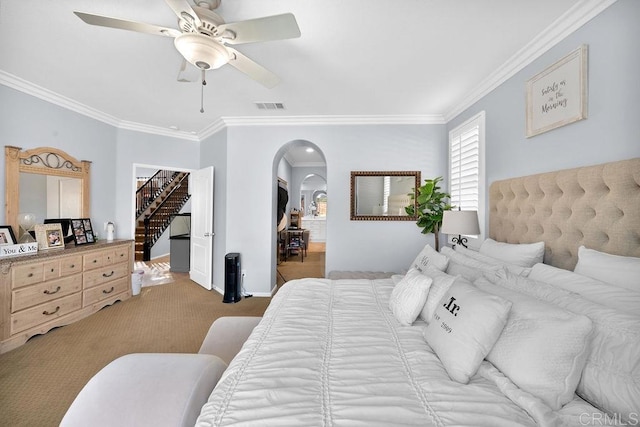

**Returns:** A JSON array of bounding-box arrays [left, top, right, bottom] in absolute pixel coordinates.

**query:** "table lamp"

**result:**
[[440, 210, 480, 248]]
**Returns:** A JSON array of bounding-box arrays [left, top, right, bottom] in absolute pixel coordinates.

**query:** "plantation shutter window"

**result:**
[[448, 112, 485, 245]]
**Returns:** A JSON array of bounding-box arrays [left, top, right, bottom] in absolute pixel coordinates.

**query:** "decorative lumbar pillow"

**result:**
[[388, 268, 433, 326], [454, 245, 532, 277], [423, 278, 511, 384], [409, 244, 449, 273], [418, 266, 458, 323], [474, 277, 593, 410], [574, 245, 640, 292], [479, 238, 544, 268], [440, 246, 502, 282], [530, 262, 640, 315], [484, 269, 640, 423]]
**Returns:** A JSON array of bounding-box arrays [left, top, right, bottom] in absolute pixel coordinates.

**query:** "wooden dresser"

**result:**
[[0, 240, 133, 353]]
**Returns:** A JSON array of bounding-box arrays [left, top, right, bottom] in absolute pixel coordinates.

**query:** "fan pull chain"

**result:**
[[200, 69, 207, 113]]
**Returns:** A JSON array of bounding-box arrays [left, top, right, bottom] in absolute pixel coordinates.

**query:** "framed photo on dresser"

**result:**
[[0, 225, 17, 245], [71, 218, 95, 245], [35, 223, 65, 250]]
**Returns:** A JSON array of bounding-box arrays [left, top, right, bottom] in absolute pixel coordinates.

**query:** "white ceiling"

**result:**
[[1, 0, 609, 147]]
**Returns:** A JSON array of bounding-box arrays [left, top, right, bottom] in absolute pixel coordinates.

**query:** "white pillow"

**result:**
[[474, 278, 593, 410], [409, 244, 449, 273], [389, 268, 433, 326], [479, 238, 544, 268], [574, 245, 640, 293], [418, 266, 458, 322], [483, 269, 640, 422], [423, 278, 511, 384], [455, 245, 532, 276], [530, 263, 640, 315]]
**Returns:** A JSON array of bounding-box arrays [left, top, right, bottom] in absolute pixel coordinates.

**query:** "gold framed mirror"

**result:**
[[350, 171, 420, 221], [5, 146, 91, 238]]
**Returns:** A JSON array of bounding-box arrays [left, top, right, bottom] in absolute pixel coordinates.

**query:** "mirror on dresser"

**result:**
[[5, 146, 91, 242], [350, 171, 421, 221]]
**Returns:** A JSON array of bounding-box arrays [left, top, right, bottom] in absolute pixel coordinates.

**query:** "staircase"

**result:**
[[134, 170, 190, 261]]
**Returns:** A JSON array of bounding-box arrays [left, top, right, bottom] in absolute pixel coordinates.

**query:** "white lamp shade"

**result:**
[[440, 210, 480, 236], [174, 33, 230, 70]]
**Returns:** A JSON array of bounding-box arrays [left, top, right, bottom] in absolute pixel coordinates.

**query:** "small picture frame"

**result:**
[[35, 223, 65, 250], [0, 225, 17, 245], [71, 218, 95, 245]]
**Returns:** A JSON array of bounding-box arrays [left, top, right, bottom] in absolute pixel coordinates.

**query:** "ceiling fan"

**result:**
[[73, 0, 301, 89]]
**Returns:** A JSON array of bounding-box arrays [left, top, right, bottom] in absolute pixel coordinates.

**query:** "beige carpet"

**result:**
[[0, 270, 270, 427]]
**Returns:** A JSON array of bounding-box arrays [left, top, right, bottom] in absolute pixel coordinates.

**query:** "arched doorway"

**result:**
[[272, 141, 327, 288]]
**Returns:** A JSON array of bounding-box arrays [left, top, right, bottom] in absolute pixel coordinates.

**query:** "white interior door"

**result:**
[[190, 166, 214, 289]]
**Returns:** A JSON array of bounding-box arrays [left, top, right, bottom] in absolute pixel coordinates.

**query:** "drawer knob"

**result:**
[[103, 286, 115, 294], [43, 306, 60, 316], [43, 286, 61, 295], [103, 271, 115, 278], [28, 273, 33, 277], [50, 268, 54, 272], [70, 264, 75, 268], [93, 260, 97, 263]]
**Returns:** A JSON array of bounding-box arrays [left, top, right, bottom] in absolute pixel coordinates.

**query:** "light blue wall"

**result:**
[[448, 0, 640, 227], [223, 124, 447, 295], [0, 85, 117, 234]]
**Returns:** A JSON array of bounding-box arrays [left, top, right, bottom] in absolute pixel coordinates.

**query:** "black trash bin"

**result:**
[[223, 253, 242, 303]]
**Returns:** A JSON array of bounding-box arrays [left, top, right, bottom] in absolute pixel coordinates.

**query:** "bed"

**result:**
[[196, 158, 640, 427]]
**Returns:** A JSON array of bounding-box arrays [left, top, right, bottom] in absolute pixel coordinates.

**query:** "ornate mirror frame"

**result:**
[[5, 146, 91, 235], [350, 171, 421, 221]]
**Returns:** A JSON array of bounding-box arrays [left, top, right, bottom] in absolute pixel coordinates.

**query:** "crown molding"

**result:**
[[444, 0, 618, 121], [118, 120, 200, 142], [0, 70, 200, 141], [0, 70, 120, 127], [219, 114, 445, 127]]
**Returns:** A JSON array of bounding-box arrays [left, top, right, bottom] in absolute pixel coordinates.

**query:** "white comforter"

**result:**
[[196, 278, 597, 426]]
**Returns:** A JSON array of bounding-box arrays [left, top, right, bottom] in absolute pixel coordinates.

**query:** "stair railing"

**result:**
[[136, 170, 180, 218], [142, 173, 190, 260]]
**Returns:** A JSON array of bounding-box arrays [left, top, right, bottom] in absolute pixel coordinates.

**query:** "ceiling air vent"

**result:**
[[255, 102, 285, 110]]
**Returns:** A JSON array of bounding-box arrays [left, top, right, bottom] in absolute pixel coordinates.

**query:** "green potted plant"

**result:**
[[405, 176, 452, 251]]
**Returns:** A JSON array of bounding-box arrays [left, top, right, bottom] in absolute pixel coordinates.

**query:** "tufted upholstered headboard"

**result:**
[[489, 158, 640, 271]]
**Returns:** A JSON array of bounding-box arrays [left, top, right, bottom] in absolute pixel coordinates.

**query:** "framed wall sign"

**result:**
[[72, 218, 96, 245], [526, 44, 588, 137], [35, 223, 65, 250]]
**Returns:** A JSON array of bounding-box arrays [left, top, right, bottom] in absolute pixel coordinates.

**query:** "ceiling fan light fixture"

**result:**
[[174, 33, 229, 70]]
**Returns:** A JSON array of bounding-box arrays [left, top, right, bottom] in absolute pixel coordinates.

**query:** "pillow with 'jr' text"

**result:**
[[423, 278, 511, 383]]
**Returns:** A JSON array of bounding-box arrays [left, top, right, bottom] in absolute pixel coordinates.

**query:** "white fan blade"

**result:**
[[74, 11, 181, 37], [165, 0, 202, 30], [227, 48, 280, 88], [218, 13, 301, 45], [176, 59, 199, 82]]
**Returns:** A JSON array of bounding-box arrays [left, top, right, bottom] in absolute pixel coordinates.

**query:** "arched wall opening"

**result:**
[[271, 140, 327, 289]]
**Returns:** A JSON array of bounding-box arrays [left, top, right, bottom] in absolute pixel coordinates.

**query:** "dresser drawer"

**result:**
[[10, 293, 82, 335], [83, 277, 129, 306], [12, 264, 44, 288], [12, 274, 82, 313], [105, 246, 129, 265], [83, 263, 128, 289], [43, 260, 60, 281], [83, 251, 106, 270], [60, 255, 83, 276]]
